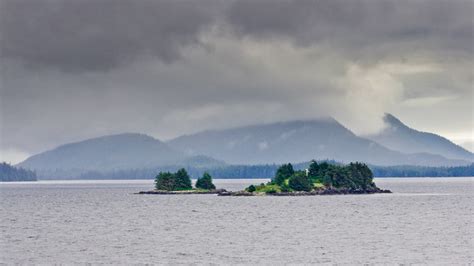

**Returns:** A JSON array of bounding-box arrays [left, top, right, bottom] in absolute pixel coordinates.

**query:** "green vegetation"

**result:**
[[274, 163, 294, 185], [155, 168, 192, 191], [0, 162, 37, 182], [245, 160, 377, 194], [246, 184, 256, 192], [288, 171, 312, 191], [154, 168, 216, 191], [195, 172, 216, 190], [245, 183, 279, 193], [174, 168, 193, 190]]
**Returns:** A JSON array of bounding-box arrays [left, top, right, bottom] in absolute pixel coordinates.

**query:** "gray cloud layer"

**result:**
[[1, 0, 473, 162], [228, 0, 472, 49], [1, 0, 219, 71], [2, 0, 472, 71]]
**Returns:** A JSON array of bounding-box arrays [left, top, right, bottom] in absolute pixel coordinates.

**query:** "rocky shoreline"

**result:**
[[137, 187, 391, 196], [218, 187, 391, 196], [137, 189, 227, 195]]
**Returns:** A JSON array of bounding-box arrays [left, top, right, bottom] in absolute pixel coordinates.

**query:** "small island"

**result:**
[[138, 168, 226, 194], [219, 161, 391, 196], [138, 161, 391, 196]]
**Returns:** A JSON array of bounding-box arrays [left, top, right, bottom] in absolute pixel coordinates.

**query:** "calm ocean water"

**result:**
[[1, 178, 473, 264]]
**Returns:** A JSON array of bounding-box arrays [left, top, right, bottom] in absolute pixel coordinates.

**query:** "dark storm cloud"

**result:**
[[1, 0, 472, 71], [226, 0, 473, 61], [1, 0, 472, 162], [0, 0, 218, 71]]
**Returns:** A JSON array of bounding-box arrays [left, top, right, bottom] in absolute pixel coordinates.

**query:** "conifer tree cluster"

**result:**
[[0, 162, 37, 182], [195, 172, 216, 190], [154, 169, 216, 191], [246, 160, 376, 193]]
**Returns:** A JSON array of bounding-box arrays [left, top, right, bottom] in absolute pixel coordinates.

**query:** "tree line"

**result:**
[[0, 162, 37, 182], [40, 162, 474, 180], [370, 163, 474, 177], [77, 161, 474, 179]]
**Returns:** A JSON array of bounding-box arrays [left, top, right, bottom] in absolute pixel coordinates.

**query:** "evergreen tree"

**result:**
[[174, 168, 192, 190], [346, 162, 374, 189], [322, 172, 333, 187], [273, 163, 294, 185], [308, 160, 321, 182], [317, 162, 331, 177], [332, 168, 355, 188], [0, 162, 37, 182], [195, 172, 216, 190], [288, 171, 312, 191], [155, 172, 175, 190]]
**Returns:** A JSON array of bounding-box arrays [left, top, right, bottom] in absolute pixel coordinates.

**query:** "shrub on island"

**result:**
[[155, 168, 192, 191], [246, 184, 256, 192], [274, 163, 294, 185], [195, 172, 216, 190], [288, 171, 312, 191]]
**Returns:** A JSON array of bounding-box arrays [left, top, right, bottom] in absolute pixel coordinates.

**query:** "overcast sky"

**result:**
[[1, 0, 473, 163]]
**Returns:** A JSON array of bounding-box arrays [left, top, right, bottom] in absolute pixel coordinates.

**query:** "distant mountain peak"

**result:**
[[383, 113, 409, 130], [168, 117, 466, 166], [384, 113, 401, 125], [370, 114, 473, 162], [17, 132, 182, 172]]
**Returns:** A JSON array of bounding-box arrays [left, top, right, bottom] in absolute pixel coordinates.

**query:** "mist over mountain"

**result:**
[[168, 118, 467, 166], [16, 116, 470, 179], [460, 141, 474, 153], [17, 133, 223, 175], [18, 133, 180, 171], [368, 114, 474, 162]]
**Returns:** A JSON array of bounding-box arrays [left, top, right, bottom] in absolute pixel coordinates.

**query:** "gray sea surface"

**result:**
[[1, 178, 473, 264]]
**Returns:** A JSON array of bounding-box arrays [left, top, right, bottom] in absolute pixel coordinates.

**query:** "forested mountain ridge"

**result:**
[[0, 162, 37, 181]]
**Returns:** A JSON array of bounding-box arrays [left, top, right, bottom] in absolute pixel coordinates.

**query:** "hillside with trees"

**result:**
[[0, 162, 37, 182]]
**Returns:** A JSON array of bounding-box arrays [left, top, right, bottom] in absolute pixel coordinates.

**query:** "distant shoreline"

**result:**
[[3, 176, 474, 183]]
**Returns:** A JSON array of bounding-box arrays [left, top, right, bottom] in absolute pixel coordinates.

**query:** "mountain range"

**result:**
[[168, 117, 468, 166], [17, 114, 473, 178]]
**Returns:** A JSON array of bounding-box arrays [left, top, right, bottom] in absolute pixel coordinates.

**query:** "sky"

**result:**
[[1, 0, 473, 164]]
